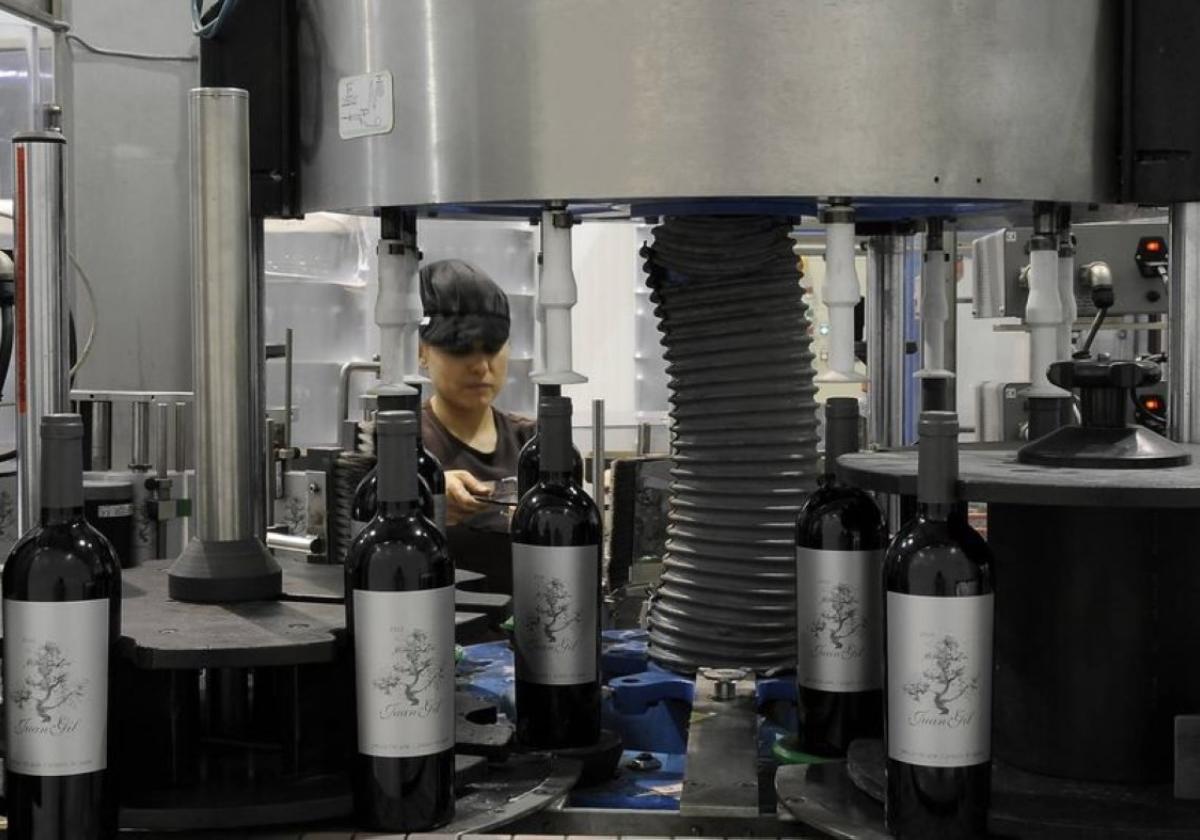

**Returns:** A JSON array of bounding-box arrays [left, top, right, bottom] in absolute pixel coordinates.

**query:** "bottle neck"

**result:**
[[40, 434, 84, 524], [378, 497, 421, 518], [918, 500, 958, 522], [917, 431, 958, 509], [538, 411, 573, 481], [377, 432, 420, 508], [823, 412, 858, 482]]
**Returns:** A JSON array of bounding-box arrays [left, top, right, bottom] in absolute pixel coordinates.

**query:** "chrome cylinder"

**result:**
[[130, 401, 151, 470], [591, 398, 604, 506], [1169, 202, 1200, 443], [90, 400, 113, 471], [190, 88, 256, 542], [169, 88, 279, 603], [943, 225, 959, 412], [866, 235, 908, 450], [13, 131, 67, 532], [174, 401, 188, 471]]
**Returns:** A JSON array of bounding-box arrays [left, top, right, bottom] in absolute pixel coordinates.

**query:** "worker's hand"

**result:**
[[444, 470, 490, 525]]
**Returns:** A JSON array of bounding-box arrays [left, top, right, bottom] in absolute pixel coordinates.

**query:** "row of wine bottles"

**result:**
[[795, 398, 994, 839], [0, 390, 602, 838], [344, 391, 601, 833]]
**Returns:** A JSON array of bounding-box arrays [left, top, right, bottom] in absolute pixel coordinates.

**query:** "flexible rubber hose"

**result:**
[[643, 216, 819, 673]]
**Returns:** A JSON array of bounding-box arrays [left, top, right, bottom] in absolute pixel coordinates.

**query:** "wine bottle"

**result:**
[[884, 411, 994, 839], [3, 414, 121, 840], [511, 395, 601, 748], [351, 385, 445, 537], [795, 398, 887, 756], [346, 410, 455, 832], [516, 384, 584, 502]]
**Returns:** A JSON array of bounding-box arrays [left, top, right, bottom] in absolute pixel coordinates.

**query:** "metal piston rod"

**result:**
[[168, 87, 280, 603], [12, 130, 68, 533]]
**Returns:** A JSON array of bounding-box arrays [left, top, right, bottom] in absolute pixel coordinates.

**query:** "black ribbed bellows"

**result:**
[[643, 216, 819, 673]]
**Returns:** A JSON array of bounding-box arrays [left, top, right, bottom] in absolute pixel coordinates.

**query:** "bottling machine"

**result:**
[[8, 0, 1200, 837]]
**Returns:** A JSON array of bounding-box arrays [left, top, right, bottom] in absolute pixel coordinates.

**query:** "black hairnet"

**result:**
[[418, 259, 511, 355]]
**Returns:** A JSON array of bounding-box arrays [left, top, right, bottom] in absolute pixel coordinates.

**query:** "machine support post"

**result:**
[[866, 234, 907, 450], [532, 202, 586, 387], [916, 217, 954, 411], [376, 208, 422, 386], [1026, 201, 1072, 440], [1057, 206, 1078, 362], [12, 129, 67, 533], [1169, 202, 1200, 443], [168, 87, 280, 603], [815, 200, 866, 385]]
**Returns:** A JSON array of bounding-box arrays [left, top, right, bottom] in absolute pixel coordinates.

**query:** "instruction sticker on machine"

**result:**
[[338, 71, 394, 139]]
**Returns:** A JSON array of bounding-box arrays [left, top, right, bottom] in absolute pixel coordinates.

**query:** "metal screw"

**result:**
[[629, 752, 662, 772], [698, 666, 749, 702]]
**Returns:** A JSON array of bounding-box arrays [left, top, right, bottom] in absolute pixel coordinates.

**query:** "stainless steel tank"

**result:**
[[296, 0, 1119, 212]]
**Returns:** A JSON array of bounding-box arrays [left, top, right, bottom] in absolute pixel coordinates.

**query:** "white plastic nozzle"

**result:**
[[532, 209, 586, 386], [1057, 249, 1077, 361], [1026, 247, 1068, 396], [814, 218, 866, 383], [915, 248, 954, 380], [376, 239, 424, 386]]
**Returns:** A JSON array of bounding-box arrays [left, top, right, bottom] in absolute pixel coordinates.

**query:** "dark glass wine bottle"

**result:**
[[884, 411, 994, 840], [795, 398, 887, 756], [510, 394, 601, 748], [345, 410, 455, 832], [3, 413, 121, 840], [516, 384, 584, 502], [352, 384, 445, 537]]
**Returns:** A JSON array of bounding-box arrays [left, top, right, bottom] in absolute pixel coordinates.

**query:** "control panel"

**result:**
[[972, 222, 1169, 319]]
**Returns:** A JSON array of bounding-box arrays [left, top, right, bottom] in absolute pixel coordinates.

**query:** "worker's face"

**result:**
[[421, 341, 510, 411]]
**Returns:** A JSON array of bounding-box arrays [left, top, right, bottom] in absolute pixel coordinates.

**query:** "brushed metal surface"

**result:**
[[188, 88, 257, 543], [297, 0, 1119, 211], [13, 132, 67, 532], [1169, 203, 1200, 444]]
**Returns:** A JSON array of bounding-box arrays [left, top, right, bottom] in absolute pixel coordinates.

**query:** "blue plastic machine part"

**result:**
[[458, 641, 516, 721], [569, 750, 686, 811], [602, 628, 651, 678], [459, 638, 803, 761]]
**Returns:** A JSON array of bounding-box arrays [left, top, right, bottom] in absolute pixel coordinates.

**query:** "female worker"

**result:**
[[418, 259, 535, 595]]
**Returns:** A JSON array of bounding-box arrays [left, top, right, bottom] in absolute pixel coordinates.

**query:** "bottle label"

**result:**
[[886, 592, 993, 768], [512, 543, 598, 685], [353, 586, 455, 758], [3, 598, 109, 776], [796, 548, 883, 692], [434, 493, 447, 533]]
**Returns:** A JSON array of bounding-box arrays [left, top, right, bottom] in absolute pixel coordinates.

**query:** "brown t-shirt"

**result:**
[[421, 402, 535, 595]]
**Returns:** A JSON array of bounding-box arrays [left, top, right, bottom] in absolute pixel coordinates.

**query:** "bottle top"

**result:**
[[538, 394, 572, 419], [377, 409, 419, 437], [824, 398, 860, 467], [41, 413, 84, 511], [918, 410, 958, 438], [375, 382, 421, 413], [538, 395, 573, 475], [917, 410, 959, 507], [41, 413, 84, 440]]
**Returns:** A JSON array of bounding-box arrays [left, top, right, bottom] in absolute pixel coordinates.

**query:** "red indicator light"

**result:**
[[1146, 239, 1163, 253], [1144, 397, 1164, 412]]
